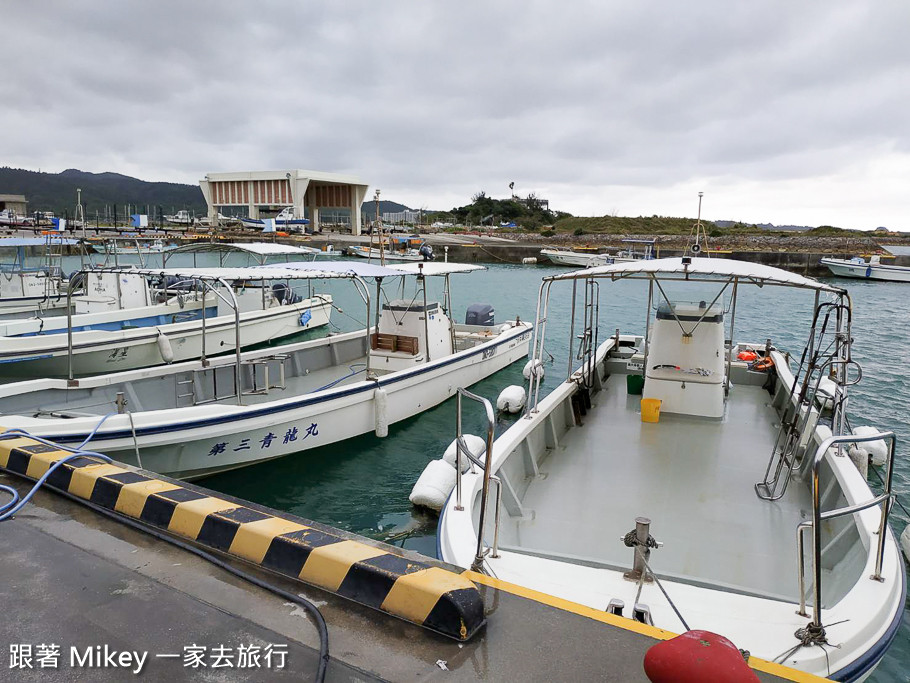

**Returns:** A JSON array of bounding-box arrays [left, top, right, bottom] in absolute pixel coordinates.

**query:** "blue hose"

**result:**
[[0, 435, 111, 521], [76, 412, 117, 450], [313, 364, 367, 393]]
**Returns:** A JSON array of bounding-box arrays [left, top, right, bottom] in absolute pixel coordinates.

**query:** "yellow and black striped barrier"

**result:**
[[0, 434, 485, 641]]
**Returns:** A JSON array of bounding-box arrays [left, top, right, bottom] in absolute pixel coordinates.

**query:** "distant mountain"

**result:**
[[359, 200, 411, 217], [0, 167, 206, 219]]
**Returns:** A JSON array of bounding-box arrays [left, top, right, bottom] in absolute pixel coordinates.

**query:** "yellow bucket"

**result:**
[[641, 398, 661, 423]]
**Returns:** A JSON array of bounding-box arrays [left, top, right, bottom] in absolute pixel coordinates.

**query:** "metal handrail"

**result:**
[[453, 387, 499, 572], [797, 430, 896, 633]]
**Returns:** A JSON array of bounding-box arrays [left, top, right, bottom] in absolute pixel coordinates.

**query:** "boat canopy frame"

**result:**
[[63, 264, 374, 403]]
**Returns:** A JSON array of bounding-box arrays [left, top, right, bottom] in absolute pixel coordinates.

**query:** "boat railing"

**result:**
[[453, 387, 501, 572], [796, 430, 896, 640], [757, 356, 862, 501]]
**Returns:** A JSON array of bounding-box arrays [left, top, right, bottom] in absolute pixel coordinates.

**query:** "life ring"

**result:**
[[753, 356, 775, 372], [737, 350, 758, 362]]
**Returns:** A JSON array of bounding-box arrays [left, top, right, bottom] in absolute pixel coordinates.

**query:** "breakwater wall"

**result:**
[[410, 243, 910, 277]]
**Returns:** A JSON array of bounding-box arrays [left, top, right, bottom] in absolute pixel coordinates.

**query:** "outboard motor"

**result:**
[[272, 282, 300, 305], [68, 271, 86, 292], [465, 303, 494, 326], [419, 243, 435, 261]]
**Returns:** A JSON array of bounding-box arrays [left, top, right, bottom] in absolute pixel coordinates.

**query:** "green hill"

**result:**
[[0, 167, 206, 219]]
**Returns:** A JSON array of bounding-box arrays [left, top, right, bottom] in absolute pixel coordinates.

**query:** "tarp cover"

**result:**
[[548, 256, 842, 293], [0, 237, 79, 247]]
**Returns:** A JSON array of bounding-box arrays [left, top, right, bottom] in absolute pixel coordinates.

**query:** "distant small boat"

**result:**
[[539, 248, 611, 267], [0, 209, 34, 228], [164, 210, 195, 226], [612, 238, 656, 263], [820, 255, 910, 282], [91, 238, 175, 256], [241, 207, 310, 232], [349, 236, 433, 262]]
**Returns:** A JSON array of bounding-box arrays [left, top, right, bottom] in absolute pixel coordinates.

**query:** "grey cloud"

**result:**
[[1, 1, 909, 228]]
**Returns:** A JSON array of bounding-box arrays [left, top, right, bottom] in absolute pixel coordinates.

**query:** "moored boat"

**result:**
[[241, 207, 310, 232], [0, 261, 532, 480], [0, 264, 332, 377], [820, 255, 910, 282], [439, 256, 904, 680], [0, 236, 83, 317], [539, 247, 611, 267]]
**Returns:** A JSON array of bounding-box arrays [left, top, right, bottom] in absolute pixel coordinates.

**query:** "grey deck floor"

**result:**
[[513, 375, 811, 601]]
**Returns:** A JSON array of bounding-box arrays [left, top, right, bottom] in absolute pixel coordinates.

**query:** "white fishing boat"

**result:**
[[0, 261, 532, 480], [0, 209, 34, 227], [0, 264, 332, 378], [439, 257, 904, 680], [164, 210, 195, 226], [241, 207, 310, 232], [0, 236, 83, 317], [348, 237, 432, 262], [540, 248, 611, 267], [91, 238, 175, 256], [612, 238, 656, 262], [820, 255, 910, 282], [542, 239, 657, 268]]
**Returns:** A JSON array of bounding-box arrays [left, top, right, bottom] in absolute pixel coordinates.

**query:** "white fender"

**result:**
[[901, 524, 910, 564], [497, 385, 527, 413], [156, 330, 174, 364], [409, 459, 456, 511], [523, 358, 544, 380], [852, 425, 889, 467], [443, 434, 486, 473], [374, 387, 389, 438]]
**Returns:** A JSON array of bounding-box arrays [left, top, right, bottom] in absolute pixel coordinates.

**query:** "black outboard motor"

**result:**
[[272, 282, 301, 305], [419, 243, 435, 261], [465, 303, 494, 326]]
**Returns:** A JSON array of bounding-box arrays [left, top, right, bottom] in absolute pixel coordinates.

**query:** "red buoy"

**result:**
[[644, 630, 760, 683]]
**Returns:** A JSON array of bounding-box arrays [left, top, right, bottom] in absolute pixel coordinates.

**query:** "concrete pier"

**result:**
[[0, 466, 820, 682]]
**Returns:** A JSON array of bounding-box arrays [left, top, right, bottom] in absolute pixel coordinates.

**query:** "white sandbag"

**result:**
[[522, 257, 537, 265], [443, 434, 486, 473], [852, 426, 890, 467], [523, 358, 544, 380], [497, 385, 527, 413], [409, 459, 457, 511], [901, 525, 910, 564]]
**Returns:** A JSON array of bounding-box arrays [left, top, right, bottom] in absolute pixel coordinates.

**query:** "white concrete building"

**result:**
[[199, 170, 369, 234]]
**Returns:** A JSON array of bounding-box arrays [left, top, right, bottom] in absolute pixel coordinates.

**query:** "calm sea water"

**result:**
[[69, 253, 908, 678]]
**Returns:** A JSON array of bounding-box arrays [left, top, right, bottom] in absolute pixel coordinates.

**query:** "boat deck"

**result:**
[[507, 373, 810, 602]]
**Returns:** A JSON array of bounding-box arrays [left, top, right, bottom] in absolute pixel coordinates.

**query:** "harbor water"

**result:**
[[52, 255, 910, 678]]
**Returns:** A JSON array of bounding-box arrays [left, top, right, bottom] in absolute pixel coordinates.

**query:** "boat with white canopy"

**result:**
[[439, 256, 904, 680], [0, 265, 331, 378], [0, 242, 337, 377], [162, 241, 325, 266], [0, 260, 532, 479], [0, 236, 82, 317]]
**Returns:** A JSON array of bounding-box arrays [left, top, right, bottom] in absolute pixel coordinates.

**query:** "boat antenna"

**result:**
[[375, 189, 386, 266], [686, 191, 710, 258]]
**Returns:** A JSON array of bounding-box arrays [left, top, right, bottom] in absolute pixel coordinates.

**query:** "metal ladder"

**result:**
[[756, 301, 856, 501], [452, 387, 501, 573], [573, 278, 600, 390]]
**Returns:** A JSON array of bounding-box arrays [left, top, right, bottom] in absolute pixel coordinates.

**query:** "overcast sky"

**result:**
[[3, 2, 909, 229]]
